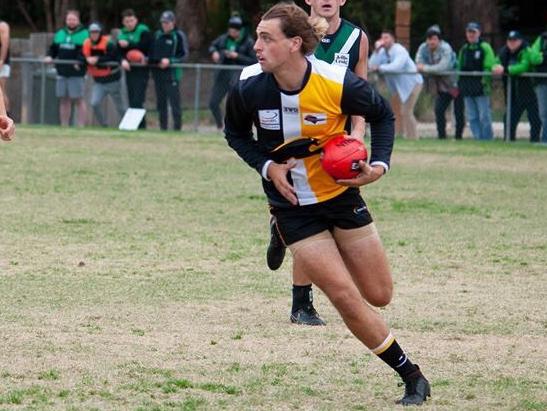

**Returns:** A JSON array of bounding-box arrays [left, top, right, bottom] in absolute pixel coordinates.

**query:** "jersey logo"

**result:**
[[333, 53, 350, 67], [303, 113, 327, 126], [258, 109, 281, 130]]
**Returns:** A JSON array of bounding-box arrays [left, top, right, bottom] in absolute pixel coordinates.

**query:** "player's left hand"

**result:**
[[336, 162, 384, 187], [0, 115, 15, 141]]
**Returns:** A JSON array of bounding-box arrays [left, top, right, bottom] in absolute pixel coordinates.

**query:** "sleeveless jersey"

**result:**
[[314, 19, 363, 72]]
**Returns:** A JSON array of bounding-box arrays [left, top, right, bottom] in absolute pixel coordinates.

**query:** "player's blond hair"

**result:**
[[262, 2, 328, 55]]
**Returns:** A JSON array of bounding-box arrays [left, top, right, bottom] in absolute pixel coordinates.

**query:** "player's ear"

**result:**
[[304, 0, 312, 6], [340, 0, 347, 6], [290, 36, 303, 53]]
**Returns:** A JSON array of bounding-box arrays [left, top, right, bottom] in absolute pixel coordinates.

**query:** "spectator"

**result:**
[[0, 20, 11, 113], [148, 11, 188, 131], [82, 23, 126, 127], [118, 9, 151, 129], [208, 16, 256, 131], [529, 31, 547, 143], [416, 25, 465, 139], [0, 86, 14, 141], [457, 22, 496, 140], [45, 10, 88, 127], [493, 31, 541, 142], [370, 30, 423, 139]]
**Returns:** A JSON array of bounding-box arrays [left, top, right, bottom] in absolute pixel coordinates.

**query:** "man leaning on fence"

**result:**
[[530, 31, 547, 143], [457, 22, 496, 140], [82, 23, 127, 127], [149, 11, 188, 131], [44, 10, 88, 127], [415, 25, 464, 140], [493, 31, 541, 142], [208, 16, 256, 131], [369, 30, 423, 140]]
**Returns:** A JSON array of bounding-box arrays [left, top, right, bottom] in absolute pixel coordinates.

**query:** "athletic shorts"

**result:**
[[56, 76, 85, 99], [270, 189, 373, 246], [0, 64, 10, 78]]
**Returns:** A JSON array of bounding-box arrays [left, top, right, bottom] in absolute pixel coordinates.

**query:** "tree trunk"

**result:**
[[17, 0, 39, 32], [446, 0, 501, 50], [43, 0, 54, 32], [176, 0, 208, 51]]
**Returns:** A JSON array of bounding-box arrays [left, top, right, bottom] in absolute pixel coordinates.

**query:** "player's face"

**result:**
[[122, 16, 138, 31], [161, 20, 175, 33], [305, 0, 346, 19], [255, 19, 299, 73], [426, 35, 440, 50], [66, 13, 80, 30]]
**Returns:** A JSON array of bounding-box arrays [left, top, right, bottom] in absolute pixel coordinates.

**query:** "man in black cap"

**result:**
[[208, 16, 256, 130], [148, 10, 188, 130], [493, 31, 541, 142]]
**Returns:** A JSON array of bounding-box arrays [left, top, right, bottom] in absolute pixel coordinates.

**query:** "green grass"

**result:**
[[0, 126, 546, 410]]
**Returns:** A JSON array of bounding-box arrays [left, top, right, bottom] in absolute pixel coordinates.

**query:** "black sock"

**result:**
[[373, 333, 418, 381], [292, 284, 313, 313]]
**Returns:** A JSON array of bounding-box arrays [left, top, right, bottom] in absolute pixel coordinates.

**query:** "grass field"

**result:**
[[0, 126, 546, 410]]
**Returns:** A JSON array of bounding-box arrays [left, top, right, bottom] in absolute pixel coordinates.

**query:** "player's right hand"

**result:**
[[0, 115, 15, 141], [267, 159, 298, 205]]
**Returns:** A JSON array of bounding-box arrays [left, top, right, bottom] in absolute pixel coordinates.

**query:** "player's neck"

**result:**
[[273, 57, 309, 92], [326, 15, 342, 35]]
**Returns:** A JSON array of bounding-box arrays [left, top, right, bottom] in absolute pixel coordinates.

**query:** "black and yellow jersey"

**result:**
[[225, 57, 394, 208]]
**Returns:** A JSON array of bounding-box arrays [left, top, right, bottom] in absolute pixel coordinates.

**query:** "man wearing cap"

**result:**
[[148, 11, 188, 131], [208, 16, 256, 130], [82, 22, 126, 127], [529, 31, 547, 143], [493, 31, 541, 142], [416, 25, 464, 139], [118, 9, 152, 129], [457, 22, 496, 140], [44, 10, 88, 127]]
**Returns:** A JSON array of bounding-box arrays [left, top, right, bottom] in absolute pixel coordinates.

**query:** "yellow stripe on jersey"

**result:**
[[297, 69, 349, 204]]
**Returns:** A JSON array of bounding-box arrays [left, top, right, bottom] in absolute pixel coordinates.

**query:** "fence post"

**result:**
[[193, 65, 202, 131], [505, 76, 512, 142], [20, 59, 33, 124], [40, 62, 47, 125]]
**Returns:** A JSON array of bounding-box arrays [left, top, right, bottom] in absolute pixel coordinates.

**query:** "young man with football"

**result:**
[[267, 0, 370, 327], [118, 9, 152, 129], [224, 3, 430, 405]]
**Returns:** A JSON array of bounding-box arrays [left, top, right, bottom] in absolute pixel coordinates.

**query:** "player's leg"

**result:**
[[290, 259, 326, 326], [266, 215, 286, 270], [434, 91, 451, 139], [0, 75, 9, 112], [290, 234, 430, 405], [333, 223, 393, 308]]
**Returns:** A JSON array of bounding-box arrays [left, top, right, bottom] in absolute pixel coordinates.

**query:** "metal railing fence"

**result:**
[[6, 57, 547, 141]]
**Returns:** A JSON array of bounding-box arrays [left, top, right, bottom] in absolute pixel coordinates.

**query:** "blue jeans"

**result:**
[[464, 96, 494, 140], [536, 84, 547, 143]]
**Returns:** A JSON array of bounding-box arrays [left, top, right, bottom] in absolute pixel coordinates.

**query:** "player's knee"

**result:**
[[329, 288, 363, 318], [368, 287, 392, 308]]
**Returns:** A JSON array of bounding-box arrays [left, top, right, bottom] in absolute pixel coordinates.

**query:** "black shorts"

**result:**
[[270, 189, 373, 246]]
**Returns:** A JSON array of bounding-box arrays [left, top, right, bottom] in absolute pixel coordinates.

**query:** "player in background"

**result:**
[[267, 0, 370, 327]]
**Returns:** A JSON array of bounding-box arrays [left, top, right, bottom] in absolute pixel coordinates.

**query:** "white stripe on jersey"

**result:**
[[309, 57, 346, 84], [240, 63, 263, 80], [280, 93, 317, 205], [339, 28, 361, 54]]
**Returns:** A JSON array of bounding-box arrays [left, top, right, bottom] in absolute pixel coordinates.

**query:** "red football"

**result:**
[[126, 49, 146, 63], [321, 135, 368, 180]]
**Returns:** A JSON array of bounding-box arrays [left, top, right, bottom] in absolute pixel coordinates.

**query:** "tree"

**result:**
[[176, 0, 207, 51], [446, 0, 501, 50]]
